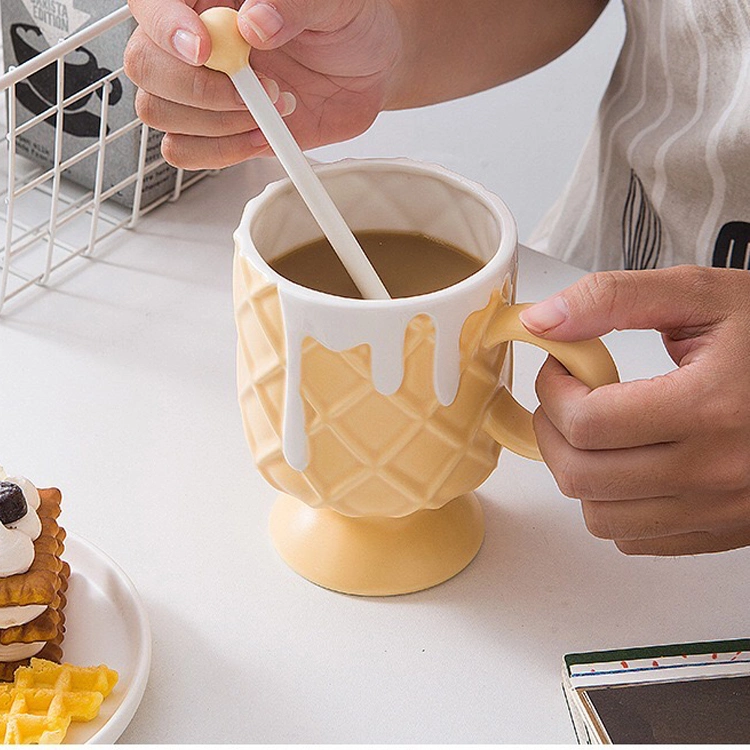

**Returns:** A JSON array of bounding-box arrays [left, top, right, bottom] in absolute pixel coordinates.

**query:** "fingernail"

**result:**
[[519, 295, 568, 334], [172, 29, 201, 65], [248, 129, 268, 148], [241, 3, 284, 42], [261, 77, 280, 103], [277, 91, 296, 117]]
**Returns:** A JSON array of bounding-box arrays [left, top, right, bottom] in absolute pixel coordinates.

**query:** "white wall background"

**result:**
[[312, 2, 626, 243]]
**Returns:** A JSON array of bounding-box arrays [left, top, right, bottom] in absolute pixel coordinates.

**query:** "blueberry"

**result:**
[[0, 482, 28, 525]]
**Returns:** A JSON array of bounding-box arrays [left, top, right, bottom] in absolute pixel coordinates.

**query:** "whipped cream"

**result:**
[[0, 605, 47, 629], [0, 641, 45, 661], [0, 467, 43, 576], [0, 473, 40, 511]]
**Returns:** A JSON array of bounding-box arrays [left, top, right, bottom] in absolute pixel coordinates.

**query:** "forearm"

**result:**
[[386, 0, 610, 109]]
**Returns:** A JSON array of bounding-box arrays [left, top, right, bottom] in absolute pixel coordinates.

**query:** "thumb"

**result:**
[[518, 266, 722, 341], [238, 0, 364, 48]]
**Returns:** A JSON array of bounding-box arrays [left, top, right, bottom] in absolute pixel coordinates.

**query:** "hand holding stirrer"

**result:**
[[199, 7, 390, 300]]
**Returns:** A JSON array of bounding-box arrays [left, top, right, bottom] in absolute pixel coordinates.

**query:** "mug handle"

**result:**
[[483, 302, 620, 461]]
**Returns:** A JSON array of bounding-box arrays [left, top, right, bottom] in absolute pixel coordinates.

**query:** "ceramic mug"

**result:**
[[233, 158, 618, 596]]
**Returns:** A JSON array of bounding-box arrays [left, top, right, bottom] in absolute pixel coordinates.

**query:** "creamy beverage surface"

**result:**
[[269, 231, 484, 298]]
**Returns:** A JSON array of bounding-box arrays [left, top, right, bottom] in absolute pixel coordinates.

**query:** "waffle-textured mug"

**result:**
[[233, 159, 617, 595]]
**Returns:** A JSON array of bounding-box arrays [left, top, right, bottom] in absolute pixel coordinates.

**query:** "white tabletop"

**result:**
[[3, 160, 749, 744]]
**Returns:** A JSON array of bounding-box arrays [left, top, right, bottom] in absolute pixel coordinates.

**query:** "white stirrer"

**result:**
[[199, 7, 390, 300]]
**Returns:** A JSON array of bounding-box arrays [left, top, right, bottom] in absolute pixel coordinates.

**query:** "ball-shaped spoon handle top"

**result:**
[[201, 6, 252, 75], [198, 7, 391, 300]]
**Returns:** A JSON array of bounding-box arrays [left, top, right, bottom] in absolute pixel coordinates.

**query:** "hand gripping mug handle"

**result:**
[[483, 303, 620, 461]]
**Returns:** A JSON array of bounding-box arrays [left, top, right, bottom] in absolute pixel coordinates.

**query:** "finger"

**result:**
[[136, 92, 256, 136], [615, 526, 750, 556], [519, 266, 732, 341], [125, 29, 245, 110], [237, 0, 365, 49], [583, 485, 750, 539], [535, 356, 695, 449], [581, 496, 711, 542], [135, 81, 290, 136], [128, 0, 211, 65], [161, 131, 271, 169], [533, 408, 685, 500]]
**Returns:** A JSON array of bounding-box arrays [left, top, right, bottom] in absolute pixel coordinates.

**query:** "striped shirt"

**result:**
[[529, 0, 750, 271]]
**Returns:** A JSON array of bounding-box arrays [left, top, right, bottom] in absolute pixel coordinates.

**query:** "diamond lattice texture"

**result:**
[[234, 252, 513, 518]]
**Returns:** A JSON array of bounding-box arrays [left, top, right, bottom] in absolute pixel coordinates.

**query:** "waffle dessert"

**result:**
[[0, 658, 118, 744], [0, 473, 68, 682]]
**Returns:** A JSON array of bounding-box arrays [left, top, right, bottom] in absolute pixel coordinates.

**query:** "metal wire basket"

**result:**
[[0, 5, 209, 313]]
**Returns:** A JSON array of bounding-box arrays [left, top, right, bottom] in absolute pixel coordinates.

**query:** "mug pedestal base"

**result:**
[[269, 492, 484, 596]]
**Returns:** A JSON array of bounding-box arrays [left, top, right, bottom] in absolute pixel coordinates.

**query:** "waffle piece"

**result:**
[[0, 490, 65, 609], [0, 658, 118, 744]]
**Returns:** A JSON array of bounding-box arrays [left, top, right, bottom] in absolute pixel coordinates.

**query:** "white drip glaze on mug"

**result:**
[[277, 270, 505, 471], [235, 159, 518, 473]]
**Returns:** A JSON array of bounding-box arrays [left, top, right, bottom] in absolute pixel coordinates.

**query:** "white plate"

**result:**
[[55, 532, 151, 744]]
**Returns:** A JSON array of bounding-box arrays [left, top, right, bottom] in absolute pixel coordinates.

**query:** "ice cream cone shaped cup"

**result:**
[[233, 159, 618, 596]]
